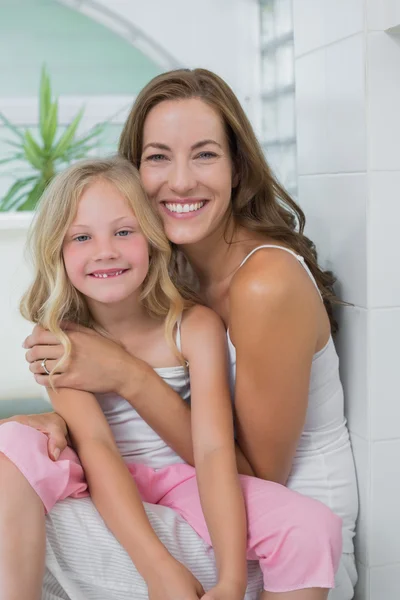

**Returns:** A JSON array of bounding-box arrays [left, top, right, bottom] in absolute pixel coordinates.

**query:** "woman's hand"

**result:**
[[147, 558, 204, 600], [23, 323, 141, 396], [0, 412, 68, 461]]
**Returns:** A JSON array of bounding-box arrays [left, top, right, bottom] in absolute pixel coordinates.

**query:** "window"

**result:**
[[260, 0, 297, 196]]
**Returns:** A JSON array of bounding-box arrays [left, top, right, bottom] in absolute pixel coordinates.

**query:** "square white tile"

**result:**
[[295, 51, 328, 175], [335, 306, 369, 439], [298, 174, 368, 307], [325, 0, 365, 46], [370, 309, 400, 440], [370, 439, 400, 565], [369, 171, 400, 308], [293, 0, 325, 57], [325, 34, 367, 173], [370, 563, 400, 600], [351, 434, 370, 566], [368, 32, 400, 170], [368, 0, 400, 31]]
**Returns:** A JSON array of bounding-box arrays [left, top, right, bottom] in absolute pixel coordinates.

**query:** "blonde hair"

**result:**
[[119, 68, 340, 332], [21, 156, 194, 374]]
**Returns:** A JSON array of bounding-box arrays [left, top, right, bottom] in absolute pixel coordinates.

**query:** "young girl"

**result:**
[[0, 157, 341, 600]]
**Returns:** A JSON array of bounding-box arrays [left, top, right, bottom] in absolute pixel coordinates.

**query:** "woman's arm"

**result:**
[[229, 250, 324, 485], [47, 388, 176, 581], [182, 306, 247, 595], [24, 324, 254, 475]]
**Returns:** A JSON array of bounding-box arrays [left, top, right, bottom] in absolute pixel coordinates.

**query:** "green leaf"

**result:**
[[0, 176, 37, 211], [39, 66, 52, 141], [17, 178, 47, 211], [23, 131, 44, 169], [42, 100, 58, 149], [0, 153, 25, 165], [52, 107, 84, 159], [0, 112, 24, 140], [4, 139, 24, 150]]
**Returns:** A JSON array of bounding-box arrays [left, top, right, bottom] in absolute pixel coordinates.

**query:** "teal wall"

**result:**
[[0, 0, 161, 96]]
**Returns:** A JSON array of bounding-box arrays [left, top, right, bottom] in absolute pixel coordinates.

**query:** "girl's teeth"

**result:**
[[165, 202, 205, 214], [93, 270, 123, 278]]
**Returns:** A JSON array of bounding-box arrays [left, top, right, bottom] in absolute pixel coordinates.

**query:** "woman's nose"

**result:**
[[168, 162, 196, 195]]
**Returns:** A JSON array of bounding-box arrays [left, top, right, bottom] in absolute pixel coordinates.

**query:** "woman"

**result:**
[[1, 69, 358, 599]]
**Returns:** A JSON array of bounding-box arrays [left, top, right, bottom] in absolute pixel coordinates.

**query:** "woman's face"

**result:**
[[139, 98, 236, 246]]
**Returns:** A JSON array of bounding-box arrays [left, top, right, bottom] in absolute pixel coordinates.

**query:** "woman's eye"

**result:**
[[196, 151, 217, 159], [116, 230, 132, 237], [146, 154, 167, 162], [74, 235, 90, 242]]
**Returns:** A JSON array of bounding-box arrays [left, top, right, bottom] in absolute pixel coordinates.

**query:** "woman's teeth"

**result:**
[[165, 201, 205, 214]]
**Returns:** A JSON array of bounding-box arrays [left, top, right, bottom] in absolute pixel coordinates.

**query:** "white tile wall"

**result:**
[[294, 0, 364, 57], [368, 32, 400, 171], [371, 439, 400, 565], [296, 34, 367, 175], [355, 561, 369, 600], [369, 171, 400, 308], [367, 0, 400, 31], [294, 1, 400, 597], [351, 433, 370, 566], [335, 307, 369, 438], [370, 563, 400, 600], [298, 174, 368, 307], [325, 34, 367, 173], [370, 309, 400, 441], [295, 51, 327, 174]]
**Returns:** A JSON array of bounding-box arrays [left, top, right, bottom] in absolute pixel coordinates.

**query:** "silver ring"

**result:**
[[41, 358, 50, 375]]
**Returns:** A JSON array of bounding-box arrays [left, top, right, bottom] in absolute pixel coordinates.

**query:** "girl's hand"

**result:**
[[147, 558, 204, 600], [0, 412, 68, 461], [23, 323, 137, 396], [201, 581, 245, 600]]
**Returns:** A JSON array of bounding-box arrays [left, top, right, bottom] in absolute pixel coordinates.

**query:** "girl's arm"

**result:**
[[182, 306, 247, 595], [229, 249, 325, 485], [47, 388, 177, 582]]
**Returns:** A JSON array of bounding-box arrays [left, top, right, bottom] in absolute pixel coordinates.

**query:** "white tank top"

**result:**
[[96, 318, 189, 469], [227, 245, 358, 554]]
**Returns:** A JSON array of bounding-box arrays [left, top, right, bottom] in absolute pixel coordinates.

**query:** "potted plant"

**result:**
[[0, 66, 107, 211]]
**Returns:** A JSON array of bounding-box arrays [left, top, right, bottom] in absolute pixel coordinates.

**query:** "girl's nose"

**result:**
[[92, 239, 120, 261]]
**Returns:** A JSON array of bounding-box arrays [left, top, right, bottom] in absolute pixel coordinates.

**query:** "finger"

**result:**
[[47, 431, 68, 461], [23, 328, 60, 349], [25, 345, 64, 364], [29, 358, 63, 375], [34, 373, 72, 388]]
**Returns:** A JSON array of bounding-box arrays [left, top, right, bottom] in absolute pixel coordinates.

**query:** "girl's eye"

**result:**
[[116, 230, 132, 237], [74, 235, 90, 242]]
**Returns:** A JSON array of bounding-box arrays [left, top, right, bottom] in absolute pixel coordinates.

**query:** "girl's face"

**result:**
[[63, 178, 150, 308], [139, 98, 236, 247]]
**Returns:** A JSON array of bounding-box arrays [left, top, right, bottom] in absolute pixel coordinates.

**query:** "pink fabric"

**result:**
[[0, 422, 342, 592]]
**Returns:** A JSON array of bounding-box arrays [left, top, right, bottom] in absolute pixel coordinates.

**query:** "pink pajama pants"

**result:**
[[0, 422, 342, 593]]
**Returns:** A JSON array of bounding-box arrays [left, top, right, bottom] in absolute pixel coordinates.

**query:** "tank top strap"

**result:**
[[175, 313, 183, 352], [238, 245, 323, 301]]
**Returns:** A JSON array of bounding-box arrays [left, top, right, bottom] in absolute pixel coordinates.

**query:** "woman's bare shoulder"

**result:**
[[230, 246, 314, 307]]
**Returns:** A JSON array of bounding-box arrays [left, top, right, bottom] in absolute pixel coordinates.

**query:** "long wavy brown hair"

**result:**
[[119, 68, 339, 331]]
